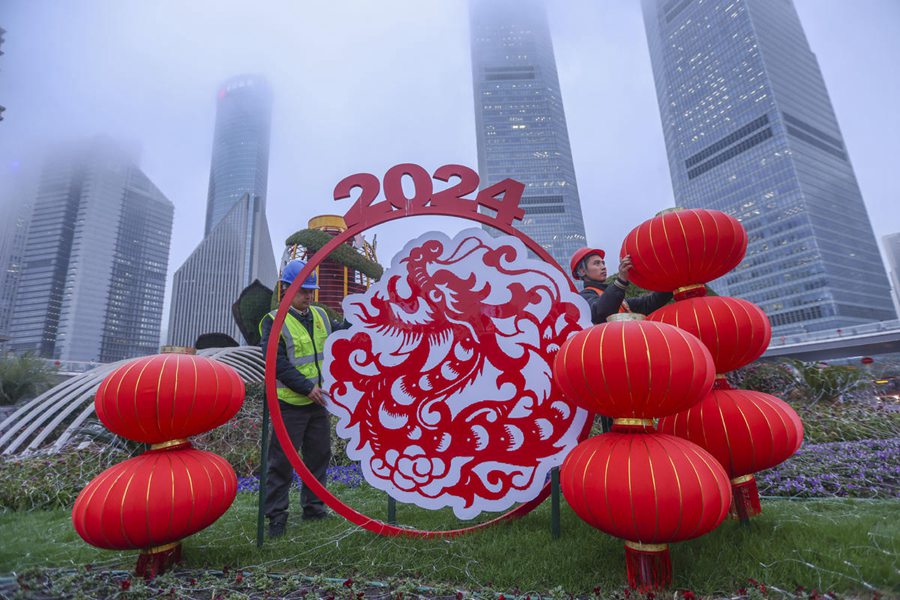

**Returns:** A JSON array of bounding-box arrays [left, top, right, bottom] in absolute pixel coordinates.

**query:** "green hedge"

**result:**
[[285, 229, 383, 280]]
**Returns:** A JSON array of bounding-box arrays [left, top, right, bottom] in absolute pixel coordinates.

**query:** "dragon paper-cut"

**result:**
[[324, 229, 591, 518]]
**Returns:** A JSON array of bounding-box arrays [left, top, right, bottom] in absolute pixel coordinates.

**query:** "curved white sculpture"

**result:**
[[0, 346, 264, 455]]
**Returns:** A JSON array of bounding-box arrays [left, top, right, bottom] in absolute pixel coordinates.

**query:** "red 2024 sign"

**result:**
[[334, 163, 526, 229]]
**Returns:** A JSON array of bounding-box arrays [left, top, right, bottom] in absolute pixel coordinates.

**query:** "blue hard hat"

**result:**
[[280, 259, 319, 289]]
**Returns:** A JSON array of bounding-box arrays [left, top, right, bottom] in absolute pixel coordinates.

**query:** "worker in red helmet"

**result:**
[[570, 248, 672, 325]]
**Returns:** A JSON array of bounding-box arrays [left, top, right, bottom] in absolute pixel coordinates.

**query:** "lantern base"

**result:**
[[728, 475, 762, 522], [135, 542, 182, 577], [624, 541, 672, 591]]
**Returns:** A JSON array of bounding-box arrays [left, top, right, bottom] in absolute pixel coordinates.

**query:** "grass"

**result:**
[[1, 485, 897, 597]]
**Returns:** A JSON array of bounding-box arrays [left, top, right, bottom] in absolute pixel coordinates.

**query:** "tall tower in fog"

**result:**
[[168, 75, 277, 347], [8, 139, 173, 361], [469, 0, 587, 273], [642, 0, 894, 332]]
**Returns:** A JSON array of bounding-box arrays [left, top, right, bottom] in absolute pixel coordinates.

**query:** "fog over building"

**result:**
[[8, 139, 173, 361], [642, 0, 895, 332], [168, 75, 277, 346], [469, 0, 588, 274]]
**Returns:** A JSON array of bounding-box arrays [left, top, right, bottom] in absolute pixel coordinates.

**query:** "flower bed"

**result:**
[[756, 437, 900, 499]]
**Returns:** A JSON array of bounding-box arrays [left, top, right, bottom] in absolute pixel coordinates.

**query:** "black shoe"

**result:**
[[301, 511, 331, 522], [268, 516, 287, 538]]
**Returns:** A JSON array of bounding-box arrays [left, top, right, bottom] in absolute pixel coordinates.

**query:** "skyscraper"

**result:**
[[168, 193, 276, 346], [168, 75, 277, 346], [205, 75, 273, 236], [883, 233, 900, 317], [469, 0, 587, 273], [642, 0, 895, 332], [8, 139, 174, 361], [0, 161, 36, 353]]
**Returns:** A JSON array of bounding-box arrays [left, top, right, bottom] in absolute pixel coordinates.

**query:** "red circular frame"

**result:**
[[265, 207, 591, 538]]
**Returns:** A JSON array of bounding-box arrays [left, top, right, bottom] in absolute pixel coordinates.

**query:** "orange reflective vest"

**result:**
[[585, 286, 631, 313]]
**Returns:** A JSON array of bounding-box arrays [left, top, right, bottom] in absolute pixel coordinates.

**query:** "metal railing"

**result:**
[[769, 320, 900, 347]]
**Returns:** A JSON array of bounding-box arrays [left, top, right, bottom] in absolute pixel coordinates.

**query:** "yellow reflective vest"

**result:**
[[259, 306, 332, 406]]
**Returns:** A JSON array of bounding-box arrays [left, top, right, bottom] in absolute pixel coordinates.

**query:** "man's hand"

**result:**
[[308, 385, 327, 406], [618, 254, 633, 283]]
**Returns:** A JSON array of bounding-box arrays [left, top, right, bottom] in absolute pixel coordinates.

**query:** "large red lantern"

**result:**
[[562, 433, 730, 543], [95, 354, 244, 443], [647, 295, 771, 373], [73, 349, 243, 576], [620, 208, 747, 293], [554, 319, 715, 418], [72, 447, 236, 550], [657, 386, 803, 520], [556, 314, 730, 590]]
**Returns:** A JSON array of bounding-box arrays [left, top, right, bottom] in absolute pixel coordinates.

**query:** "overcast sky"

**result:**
[[1, 0, 898, 334]]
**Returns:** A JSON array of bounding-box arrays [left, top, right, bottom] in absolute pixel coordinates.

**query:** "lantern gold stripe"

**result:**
[[626, 438, 638, 541], [642, 436, 661, 541], [118, 467, 140, 549], [684, 437, 731, 530], [662, 441, 685, 540], [731, 393, 761, 471], [638, 325, 653, 418], [620, 324, 634, 416], [672, 211, 693, 280], [679, 437, 707, 540], [112, 359, 141, 440], [602, 438, 618, 529], [154, 354, 172, 441]]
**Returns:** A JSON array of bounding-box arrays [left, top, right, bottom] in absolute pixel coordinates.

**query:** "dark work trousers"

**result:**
[[264, 401, 332, 522]]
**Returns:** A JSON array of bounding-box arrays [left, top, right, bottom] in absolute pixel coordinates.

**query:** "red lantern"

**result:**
[[657, 387, 803, 520], [562, 432, 731, 589], [620, 209, 747, 292], [95, 354, 244, 444], [72, 447, 237, 551], [76, 351, 244, 576], [647, 295, 771, 373], [554, 318, 715, 419]]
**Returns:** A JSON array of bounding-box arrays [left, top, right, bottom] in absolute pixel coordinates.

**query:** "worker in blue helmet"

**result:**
[[259, 258, 350, 538]]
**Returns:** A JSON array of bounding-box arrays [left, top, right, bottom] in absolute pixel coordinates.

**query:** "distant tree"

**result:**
[[0, 353, 55, 405]]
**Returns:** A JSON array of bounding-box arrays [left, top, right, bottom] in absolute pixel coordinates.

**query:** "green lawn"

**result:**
[[1, 486, 897, 597]]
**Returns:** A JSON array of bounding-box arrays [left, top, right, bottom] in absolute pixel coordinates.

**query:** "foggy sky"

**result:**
[[1, 0, 898, 337]]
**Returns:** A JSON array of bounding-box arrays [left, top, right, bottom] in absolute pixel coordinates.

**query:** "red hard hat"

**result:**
[[569, 247, 605, 278]]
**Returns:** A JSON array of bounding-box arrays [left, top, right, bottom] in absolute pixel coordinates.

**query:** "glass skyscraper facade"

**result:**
[[469, 0, 587, 274], [643, 0, 895, 332], [169, 74, 277, 346], [205, 75, 272, 236], [8, 139, 173, 361], [883, 233, 900, 317]]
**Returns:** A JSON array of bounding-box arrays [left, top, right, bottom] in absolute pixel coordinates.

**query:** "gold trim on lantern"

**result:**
[[146, 541, 180, 554], [674, 284, 705, 296], [731, 474, 754, 485], [654, 207, 683, 216], [159, 345, 196, 355], [606, 313, 646, 323], [150, 439, 189, 451], [613, 418, 654, 427], [625, 541, 668, 552]]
